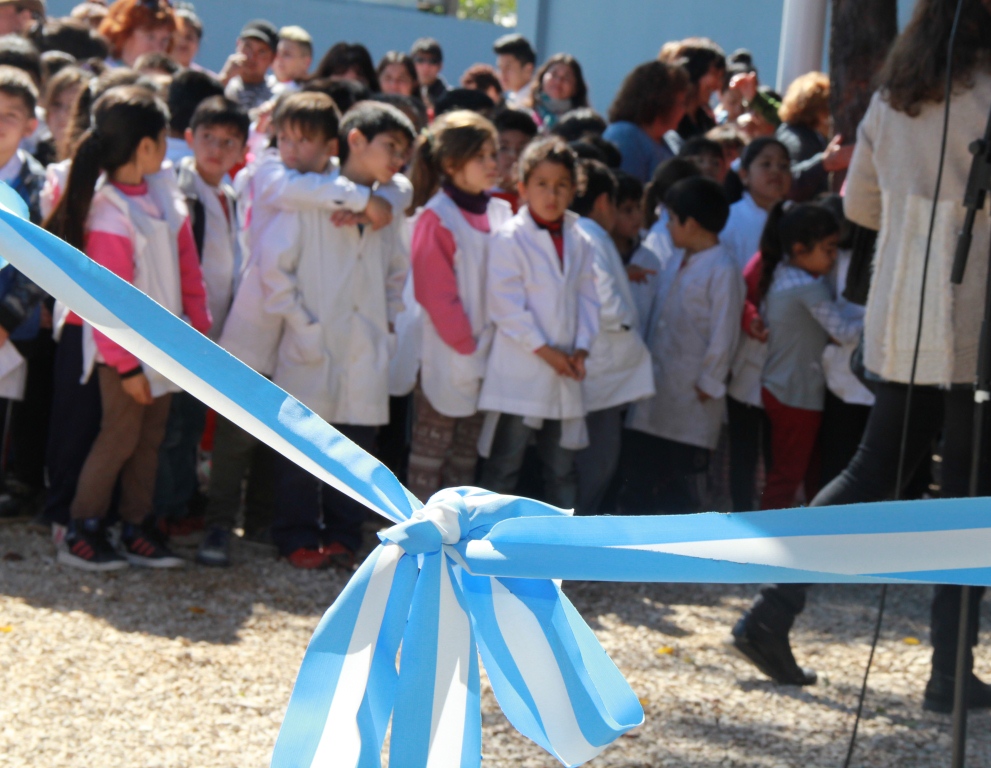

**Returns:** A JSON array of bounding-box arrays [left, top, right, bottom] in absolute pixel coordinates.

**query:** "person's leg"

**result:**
[[653, 438, 708, 514], [243, 442, 277, 538], [376, 394, 412, 484], [727, 397, 762, 511], [478, 414, 532, 496], [153, 391, 207, 522], [117, 393, 173, 525], [926, 388, 988, 703], [616, 429, 666, 515], [575, 406, 623, 515], [270, 453, 322, 556], [535, 420, 578, 510], [811, 382, 943, 507], [203, 414, 257, 531], [44, 326, 101, 528], [406, 387, 458, 503], [442, 411, 485, 490], [818, 392, 872, 488], [759, 389, 823, 511], [321, 424, 378, 554], [69, 366, 146, 521], [8, 329, 55, 494]]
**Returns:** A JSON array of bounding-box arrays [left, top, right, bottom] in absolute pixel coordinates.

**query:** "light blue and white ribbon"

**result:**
[[1, 188, 990, 767]]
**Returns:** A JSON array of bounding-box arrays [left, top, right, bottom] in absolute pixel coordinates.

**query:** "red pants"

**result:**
[[760, 388, 822, 510]]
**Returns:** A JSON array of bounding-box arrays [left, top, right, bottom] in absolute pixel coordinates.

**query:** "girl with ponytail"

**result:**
[[47, 85, 211, 572], [405, 110, 511, 502]]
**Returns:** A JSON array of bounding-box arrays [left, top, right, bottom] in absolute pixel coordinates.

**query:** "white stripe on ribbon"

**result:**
[[427, 558, 473, 766], [310, 545, 402, 768], [616, 526, 991, 575], [490, 579, 602, 767]]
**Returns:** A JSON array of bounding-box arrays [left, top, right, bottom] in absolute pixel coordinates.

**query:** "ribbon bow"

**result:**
[[274, 487, 643, 768], [2, 185, 991, 768]]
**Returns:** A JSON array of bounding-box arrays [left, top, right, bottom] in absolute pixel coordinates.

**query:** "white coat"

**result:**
[[576, 218, 654, 412], [627, 242, 744, 450], [219, 153, 375, 375], [419, 191, 511, 417], [720, 193, 768, 272], [177, 157, 240, 341], [628, 240, 662, 340], [262, 168, 408, 426], [478, 208, 599, 420]]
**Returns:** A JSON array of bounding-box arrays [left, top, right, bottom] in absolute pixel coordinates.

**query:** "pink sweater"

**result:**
[[411, 206, 490, 355], [85, 180, 211, 374]]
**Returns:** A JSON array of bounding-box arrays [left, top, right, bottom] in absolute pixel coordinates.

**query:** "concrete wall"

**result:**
[[45, 0, 923, 114]]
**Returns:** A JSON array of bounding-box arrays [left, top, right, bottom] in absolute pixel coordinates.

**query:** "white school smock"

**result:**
[[822, 250, 874, 406], [219, 153, 373, 375], [643, 209, 676, 272], [577, 217, 654, 413], [262, 172, 408, 426], [628, 239, 663, 340], [177, 157, 240, 341], [92, 170, 188, 397], [419, 191, 512, 418], [477, 208, 599, 421], [627, 242, 744, 450], [720, 192, 768, 272]]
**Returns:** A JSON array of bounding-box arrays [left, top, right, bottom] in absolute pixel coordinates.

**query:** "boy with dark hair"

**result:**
[[493, 33, 535, 108], [410, 36, 448, 109], [551, 107, 608, 143], [0, 63, 51, 518], [262, 99, 415, 568], [611, 172, 661, 338], [0, 32, 39, 86], [622, 176, 742, 514], [166, 68, 224, 166], [158, 96, 249, 547], [491, 107, 537, 212], [679, 136, 728, 184], [571, 159, 653, 514]]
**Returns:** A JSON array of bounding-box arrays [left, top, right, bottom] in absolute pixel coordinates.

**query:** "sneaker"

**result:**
[[727, 616, 817, 686], [285, 547, 331, 570], [57, 519, 128, 572], [321, 542, 355, 571], [923, 671, 991, 714], [122, 521, 184, 568], [196, 526, 232, 568]]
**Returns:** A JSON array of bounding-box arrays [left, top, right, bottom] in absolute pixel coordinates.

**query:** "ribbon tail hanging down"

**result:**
[[271, 544, 417, 768], [462, 572, 643, 768], [0, 200, 418, 525], [390, 550, 481, 768]]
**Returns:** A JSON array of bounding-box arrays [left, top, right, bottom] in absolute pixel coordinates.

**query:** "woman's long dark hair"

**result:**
[[757, 202, 840, 298], [878, 0, 991, 116], [315, 42, 381, 93], [45, 85, 169, 251]]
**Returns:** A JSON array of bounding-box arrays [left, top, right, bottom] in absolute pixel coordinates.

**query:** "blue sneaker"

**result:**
[[196, 526, 232, 567]]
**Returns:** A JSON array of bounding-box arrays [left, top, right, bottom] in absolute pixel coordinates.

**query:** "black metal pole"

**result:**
[[949, 109, 991, 768]]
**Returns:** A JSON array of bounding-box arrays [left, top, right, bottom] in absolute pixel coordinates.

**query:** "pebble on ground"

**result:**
[[2, 520, 990, 767]]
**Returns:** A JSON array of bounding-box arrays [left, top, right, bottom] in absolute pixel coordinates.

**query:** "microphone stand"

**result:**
[[948, 98, 991, 768]]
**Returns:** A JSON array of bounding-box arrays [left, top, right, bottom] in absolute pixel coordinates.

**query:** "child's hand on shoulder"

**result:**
[[122, 372, 153, 406], [330, 195, 394, 230], [695, 385, 712, 403], [535, 345, 578, 379]]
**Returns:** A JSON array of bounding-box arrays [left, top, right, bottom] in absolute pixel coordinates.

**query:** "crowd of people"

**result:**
[[0, 0, 990, 715]]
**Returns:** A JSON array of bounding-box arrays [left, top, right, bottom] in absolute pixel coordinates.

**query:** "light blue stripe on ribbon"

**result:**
[[2, 188, 991, 767]]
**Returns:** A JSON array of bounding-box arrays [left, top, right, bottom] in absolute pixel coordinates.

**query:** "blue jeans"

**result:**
[[479, 413, 577, 510], [153, 391, 207, 520]]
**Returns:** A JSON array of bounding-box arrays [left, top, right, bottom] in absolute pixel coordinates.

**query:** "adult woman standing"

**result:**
[[603, 60, 690, 183], [98, 0, 175, 68], [525, 53, 588, 131], [730, 0, 991, 713], [775, 72, 853, 202]]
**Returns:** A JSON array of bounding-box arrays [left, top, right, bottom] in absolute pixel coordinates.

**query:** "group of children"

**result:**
[[0, 2, 869, 576]]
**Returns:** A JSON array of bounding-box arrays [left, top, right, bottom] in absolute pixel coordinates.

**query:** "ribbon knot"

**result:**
[[377, 488, 470, 555]]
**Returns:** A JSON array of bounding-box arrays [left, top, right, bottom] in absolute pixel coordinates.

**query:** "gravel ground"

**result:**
[[3, 519, 991, 768]]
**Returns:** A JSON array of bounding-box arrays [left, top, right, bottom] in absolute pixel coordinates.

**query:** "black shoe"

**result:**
[[58, 518, 128, 572], [728, 616, 817, 686], [196, 526, 232, 567], [923, 672, 991, 714], [122, 520, 184, 568]]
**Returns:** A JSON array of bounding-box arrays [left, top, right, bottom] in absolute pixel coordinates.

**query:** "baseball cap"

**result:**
[[238, 19, 278, 52]]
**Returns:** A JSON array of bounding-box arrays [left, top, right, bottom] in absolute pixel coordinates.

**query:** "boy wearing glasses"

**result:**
[[410, 37, 449, 110]]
